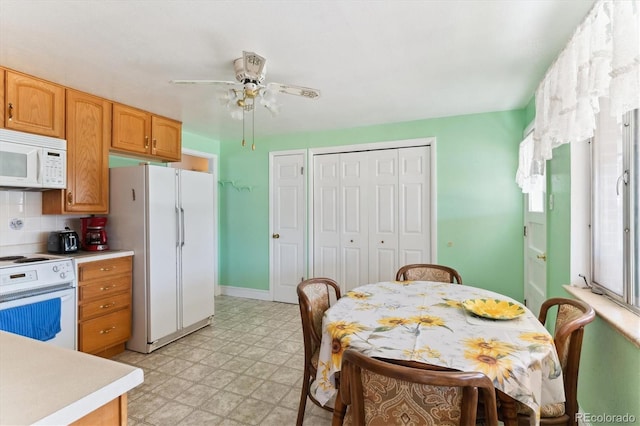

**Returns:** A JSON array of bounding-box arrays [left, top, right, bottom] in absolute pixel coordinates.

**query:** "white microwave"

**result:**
[[0, 128, 66, 190]]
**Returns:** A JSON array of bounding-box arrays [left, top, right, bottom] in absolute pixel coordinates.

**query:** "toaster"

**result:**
[[47, 227, 79, 254]]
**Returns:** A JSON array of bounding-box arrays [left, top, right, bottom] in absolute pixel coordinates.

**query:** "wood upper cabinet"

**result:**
[[0, 68, 5, 127], [43, 90, 111, 214], [5, 70, 65, 138], [112, 103, 181, 162], [151, 115, 182, 161]]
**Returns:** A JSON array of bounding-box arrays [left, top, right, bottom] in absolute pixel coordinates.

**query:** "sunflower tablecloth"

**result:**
[[311, 281, 564, 424]]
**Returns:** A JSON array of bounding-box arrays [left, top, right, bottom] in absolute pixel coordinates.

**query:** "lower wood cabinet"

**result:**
[[70, 395, 127, 426], [78, 256, 132, 358]]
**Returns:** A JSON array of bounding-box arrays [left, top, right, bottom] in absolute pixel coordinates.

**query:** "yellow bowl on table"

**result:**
[[462, 298, 525, 320]]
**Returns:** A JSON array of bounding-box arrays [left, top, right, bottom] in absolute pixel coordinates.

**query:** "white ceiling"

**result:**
[[0, 0, 596, 142]]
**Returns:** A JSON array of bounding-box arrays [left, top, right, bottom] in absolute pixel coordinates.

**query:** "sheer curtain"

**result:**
[[516, 0, 639, 184]]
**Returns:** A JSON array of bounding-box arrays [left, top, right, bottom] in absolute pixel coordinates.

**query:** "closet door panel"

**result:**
[[341, 152, 369, 290], [313, 155, 340, 281], [399, 146, 431, 265], [369, 150, 398, 283]]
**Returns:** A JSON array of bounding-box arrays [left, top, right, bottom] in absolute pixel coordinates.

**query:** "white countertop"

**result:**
[[63, 249, 134, 263], [0, 331, 143, 425]]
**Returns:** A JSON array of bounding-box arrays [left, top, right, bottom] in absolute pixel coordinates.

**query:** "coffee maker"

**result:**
[[80, 216, 109, 251]]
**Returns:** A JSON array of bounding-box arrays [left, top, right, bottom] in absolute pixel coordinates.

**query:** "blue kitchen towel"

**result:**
[[0, 298, 61, 341]]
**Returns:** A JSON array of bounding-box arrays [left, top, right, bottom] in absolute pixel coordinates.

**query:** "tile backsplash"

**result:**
[[0, 191, 85, 255]]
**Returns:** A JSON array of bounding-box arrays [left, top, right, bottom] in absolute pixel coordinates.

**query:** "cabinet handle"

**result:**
[[66, 192, 73, 205], [381, 240, 384, 244], [144, 136, 150, 150], [99, 302, 115, 309], [99, 326, 116, 334], [99, 285, 116, 291], [7, 103, 13, 120], [152, 138, 157, 154], [272, 233, 280, 239], [99, 266, 116, 272]]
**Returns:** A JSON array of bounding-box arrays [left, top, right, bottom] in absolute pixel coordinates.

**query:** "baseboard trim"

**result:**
[[220, 285, 272, 301]]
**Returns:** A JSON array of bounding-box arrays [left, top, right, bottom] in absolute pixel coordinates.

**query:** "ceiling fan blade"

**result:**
[[267, 82, 320, 99], [170, 79, 240, 87], [242, 51, 266, 81]]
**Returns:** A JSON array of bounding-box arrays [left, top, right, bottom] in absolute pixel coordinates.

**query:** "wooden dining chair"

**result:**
[[296, 277, 342, 426], [515, 297, 595, 426], [395, 263, 463, 284], [339, 349, 499, 426]]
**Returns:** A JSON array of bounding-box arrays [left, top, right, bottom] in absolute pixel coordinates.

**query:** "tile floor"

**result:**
[[113, 295, 333, 426]]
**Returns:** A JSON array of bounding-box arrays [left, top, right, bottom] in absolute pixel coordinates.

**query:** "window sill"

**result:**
[[564, 285, 640, 349]]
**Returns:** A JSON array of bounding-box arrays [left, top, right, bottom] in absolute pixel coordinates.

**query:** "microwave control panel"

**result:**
[[42, 149, 66, 188]]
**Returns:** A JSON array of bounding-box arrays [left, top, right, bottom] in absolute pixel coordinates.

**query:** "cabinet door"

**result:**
[[0, 69, 5, 127], [112, 103, 151, 155], [5, 71, 65, 138], [44, 90, 111, 214], [151, 115, 181, 161]]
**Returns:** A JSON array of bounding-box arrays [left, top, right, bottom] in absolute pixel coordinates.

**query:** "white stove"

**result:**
[[0, 254, 77, 349]]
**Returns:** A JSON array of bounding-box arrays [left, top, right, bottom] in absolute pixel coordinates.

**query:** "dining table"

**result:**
[[311, 280, 565, 426]]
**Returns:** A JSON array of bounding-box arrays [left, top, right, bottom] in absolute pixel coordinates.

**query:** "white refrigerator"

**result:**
[[108, 164, 215, 353]]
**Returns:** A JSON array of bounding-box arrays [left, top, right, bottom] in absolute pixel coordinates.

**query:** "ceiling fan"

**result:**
[[170, 51, 321, 120]]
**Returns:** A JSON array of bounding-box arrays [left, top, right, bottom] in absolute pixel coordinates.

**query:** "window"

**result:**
[[591, 99, 639, 313]]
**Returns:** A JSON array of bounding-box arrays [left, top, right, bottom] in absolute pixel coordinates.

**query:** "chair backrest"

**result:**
[[395, 263, 463, 284], [297, 278, 342, 361], [538, 297, 595, 421], [340, 349, 498, 426]]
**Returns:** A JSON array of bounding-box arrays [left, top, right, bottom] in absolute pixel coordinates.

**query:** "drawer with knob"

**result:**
[[79, 309, 131, 355], [79, 292, 130, 321], [78, 256, 132, 282], [79, 275, 131, 301]]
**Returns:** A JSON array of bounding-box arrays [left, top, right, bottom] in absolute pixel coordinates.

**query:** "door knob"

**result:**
[[536, 253, 547, 261], [272, 233, 280, 239]]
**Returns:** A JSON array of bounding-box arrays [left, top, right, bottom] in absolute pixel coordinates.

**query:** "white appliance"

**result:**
[[108, 164, 215, 353], [0, 128, 66, 190], [0, 255, 76, 350]]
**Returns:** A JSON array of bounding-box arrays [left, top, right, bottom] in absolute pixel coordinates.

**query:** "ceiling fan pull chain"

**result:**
[[251, 107, 256, 151], [241, 106, 246, 147]]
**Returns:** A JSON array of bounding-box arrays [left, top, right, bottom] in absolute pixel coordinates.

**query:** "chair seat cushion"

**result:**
[[516, 400, 566, 418]]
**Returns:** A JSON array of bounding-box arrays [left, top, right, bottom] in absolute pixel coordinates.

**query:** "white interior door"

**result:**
[[524, 188, 547, 316], [341, 152, 369, 291], [368, 150, 398, 283], [180, 170, 215, 327], [271, 152, 306, 303]]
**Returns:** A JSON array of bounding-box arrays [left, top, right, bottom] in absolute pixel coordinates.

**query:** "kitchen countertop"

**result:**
[[0, 331, 143, 425], [61, 249, 134, 263]]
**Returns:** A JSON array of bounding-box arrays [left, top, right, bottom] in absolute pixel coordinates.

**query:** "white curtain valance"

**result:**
[[521, 0, 639, 185]]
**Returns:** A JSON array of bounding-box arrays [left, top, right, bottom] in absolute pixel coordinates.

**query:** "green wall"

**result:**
[[218, 110, 526, 299], [546, 145, 640, 424]]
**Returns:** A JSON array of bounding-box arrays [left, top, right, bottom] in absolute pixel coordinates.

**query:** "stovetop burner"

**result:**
[[14, 257, 52, 263], [0, 256, 27, 261]]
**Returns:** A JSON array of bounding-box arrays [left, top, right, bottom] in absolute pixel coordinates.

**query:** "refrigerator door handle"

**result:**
[[176, 206, 181, 247], [180, 207, 185, 247]]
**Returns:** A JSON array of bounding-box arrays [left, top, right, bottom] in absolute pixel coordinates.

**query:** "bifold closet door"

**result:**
[[398, 146, 431, 265], [313, 146, 431, 291], [368, 150, 399, 283]]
